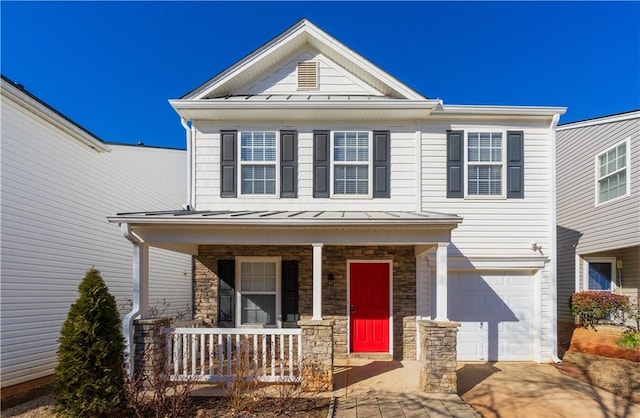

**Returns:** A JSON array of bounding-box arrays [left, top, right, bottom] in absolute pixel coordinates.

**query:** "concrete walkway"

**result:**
[[332, 359, 480, 417]]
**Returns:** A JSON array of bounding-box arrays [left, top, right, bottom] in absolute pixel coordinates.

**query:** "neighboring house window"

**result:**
[[240, 131, 277, 195], [596, 139, 629, 204], [333, 131, 370, 195], [584, 258, 616, 291], [236, 257, 281, 327], [467, 132, 503, 196]]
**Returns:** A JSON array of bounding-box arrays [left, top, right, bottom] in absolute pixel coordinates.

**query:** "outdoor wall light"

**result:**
[[327, 273, 335, 284], [530, 242, 542, 252]]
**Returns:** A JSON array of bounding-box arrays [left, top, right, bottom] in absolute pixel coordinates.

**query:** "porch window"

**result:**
[[596, 139, 629, 205], [333, 131, 370, 195], [467, 132, 503, 196], [585, 259, 615, 291], [236, 257, 281, 326], [240, 131, 277, 195]]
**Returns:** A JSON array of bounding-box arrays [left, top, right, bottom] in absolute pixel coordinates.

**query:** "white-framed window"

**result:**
[[596, 138, 630, 205], [466, 132, 504, 196], [239, 131, 278, 196], [332, 131, 371, 196], [235, 257, 281, 327], [583, 257, 616, 291]]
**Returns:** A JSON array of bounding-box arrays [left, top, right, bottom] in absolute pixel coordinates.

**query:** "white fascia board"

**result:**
[[169, 99, 439, 121], [435, 104, 567, 118], [1, 80, 110, 153], [556, 110, 640, 130], [448, 256, 549, 271]]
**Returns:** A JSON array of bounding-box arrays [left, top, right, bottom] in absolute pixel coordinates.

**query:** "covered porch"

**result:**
[[108, 210, 462, 390]]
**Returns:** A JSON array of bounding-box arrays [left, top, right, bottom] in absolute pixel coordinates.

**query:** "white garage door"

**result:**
[[449, 271, 533, 361]]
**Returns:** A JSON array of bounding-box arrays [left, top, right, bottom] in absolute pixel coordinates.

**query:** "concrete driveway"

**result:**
[[459, 362, 640, 418]]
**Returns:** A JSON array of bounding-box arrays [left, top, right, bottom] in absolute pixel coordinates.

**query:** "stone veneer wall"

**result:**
[[194, 245, 416, 360], [134, 317, 170, 378]]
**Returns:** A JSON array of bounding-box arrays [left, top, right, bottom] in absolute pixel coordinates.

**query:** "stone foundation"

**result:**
[[299, 319, 334, 391], [134, 317, 170, 379], [418, 320, 460, 394]]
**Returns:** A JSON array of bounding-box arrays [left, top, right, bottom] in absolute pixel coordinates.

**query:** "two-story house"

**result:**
[[556, 110, 639, 336], [110, 19, 566, 376]]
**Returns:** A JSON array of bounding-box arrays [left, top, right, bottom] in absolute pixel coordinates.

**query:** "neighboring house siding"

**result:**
[[193, 122, 418, 211], [557, 118, 639, 255], [0, 94, 192, 389]]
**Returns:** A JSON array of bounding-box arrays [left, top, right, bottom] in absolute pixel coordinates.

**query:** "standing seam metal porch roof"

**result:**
[[109, 210, 462, 226]]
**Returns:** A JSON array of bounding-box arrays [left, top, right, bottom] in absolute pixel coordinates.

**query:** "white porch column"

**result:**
[[121, 224, 150, 376], [435, 242, 449, 321], [312, 243, 324, 321]]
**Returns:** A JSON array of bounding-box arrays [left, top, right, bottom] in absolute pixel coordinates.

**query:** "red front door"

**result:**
[[350, 262, 390, 352]]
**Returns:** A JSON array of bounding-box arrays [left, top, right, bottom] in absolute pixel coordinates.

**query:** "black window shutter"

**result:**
[[372, 130, 391, 198], [446, 130, 464, 198], [217, 260, 235, 328], [281, 260, 298, 328], [313, 130, 330, 198], [220, 130, 237, 198], [280, 130, 298, 198], [507, 131, 524, 199]]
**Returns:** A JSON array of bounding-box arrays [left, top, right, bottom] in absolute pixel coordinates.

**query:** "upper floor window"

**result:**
[[240, 131, 277, 195], [596, 139, 629, 205], [467, 132, 503, 196], [333, 131, 370, 195]]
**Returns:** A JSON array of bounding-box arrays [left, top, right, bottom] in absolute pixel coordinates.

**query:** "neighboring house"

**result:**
[[0, 75, 193, 397], [556, 110, 639, 330], [109, 19, 566, 372]]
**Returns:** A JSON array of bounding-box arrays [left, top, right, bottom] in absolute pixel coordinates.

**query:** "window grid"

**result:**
[[239, 131, 277, 195], [597, 141, 627, 204], [333, 131, 370, 195], [467, 132, 503, 196]]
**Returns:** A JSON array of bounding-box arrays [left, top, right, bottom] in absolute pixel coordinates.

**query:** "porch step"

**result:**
[[341, 353, 394, 361]]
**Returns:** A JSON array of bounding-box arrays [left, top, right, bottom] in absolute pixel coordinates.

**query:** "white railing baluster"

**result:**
[[226, 334, 232, 380], [209, 333, 214, 376], [191, 333, 196, 374], [173, 333, 179, 376], [271, 335, 276, 378], [288, 334, 293, 378], [262, 334, 267, 377], [200, 334, 205, 375], [217, 333, 223, 378], [253, 334, 258, 376], [280, 334, 284, 378], [182, 334, 188, 376], [297, 333, 302, 379]]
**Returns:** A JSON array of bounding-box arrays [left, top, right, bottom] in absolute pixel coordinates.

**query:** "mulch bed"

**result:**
[[568, 326, 640, 362], [192, 397, 330, 417]]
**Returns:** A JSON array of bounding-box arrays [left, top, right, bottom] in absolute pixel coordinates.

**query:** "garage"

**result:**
[[449, 271, 534, 361]]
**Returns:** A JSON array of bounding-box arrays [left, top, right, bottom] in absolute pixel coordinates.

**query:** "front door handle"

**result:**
[[350, 304, 355, 313]]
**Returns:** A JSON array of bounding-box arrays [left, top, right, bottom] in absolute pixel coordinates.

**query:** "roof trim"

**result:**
[[557, 109, 640, 130], [180, 19, 426, 101], [433, 104, 567, 118], [1, 74, 110, 153], [108, 210, 463, 227]]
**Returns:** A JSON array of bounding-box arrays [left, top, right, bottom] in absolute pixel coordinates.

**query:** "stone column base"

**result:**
[[134, 317, 170, 380], [418, 320, 460, 394], [298, 319, 334, 391]]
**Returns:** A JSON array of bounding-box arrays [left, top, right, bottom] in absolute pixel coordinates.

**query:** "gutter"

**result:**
[[180, 118, 194, 210], [120, 223, 148, 376], [549, 112, 563, 364]]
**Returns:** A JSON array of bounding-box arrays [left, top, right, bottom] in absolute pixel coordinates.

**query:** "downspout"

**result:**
[[121, 223, 149, 376], [180, 117, 194, 210], [549, 113, 562, 364]]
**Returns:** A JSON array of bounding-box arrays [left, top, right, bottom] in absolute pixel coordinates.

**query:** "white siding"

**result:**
[[194, 121, 418, 211], [240, 50, 381, 96], [0, 95, 192, 388]]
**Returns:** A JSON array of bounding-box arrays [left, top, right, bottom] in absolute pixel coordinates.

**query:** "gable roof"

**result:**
[[180, 19, 427, 101]]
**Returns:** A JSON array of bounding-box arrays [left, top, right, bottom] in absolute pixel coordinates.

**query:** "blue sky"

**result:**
[[2, 1, 638, 149]]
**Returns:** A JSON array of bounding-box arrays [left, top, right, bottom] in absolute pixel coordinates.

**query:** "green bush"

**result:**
[[53, 268, 125, 417], [570, 291, 629, 330], [617, 329, 640, 349]]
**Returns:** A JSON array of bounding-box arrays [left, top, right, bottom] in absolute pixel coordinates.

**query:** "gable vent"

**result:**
[[297, 61, 318, 90]]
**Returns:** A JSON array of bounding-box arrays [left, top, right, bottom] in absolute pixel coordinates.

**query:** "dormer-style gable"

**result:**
[[182, 19, 426, 101], [171, 19, 439, 121]]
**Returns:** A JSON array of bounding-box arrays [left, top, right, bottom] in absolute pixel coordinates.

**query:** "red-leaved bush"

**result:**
[[571, 291, 629, 330]]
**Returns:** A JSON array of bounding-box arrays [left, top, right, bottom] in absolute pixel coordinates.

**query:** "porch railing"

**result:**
[[163, 327, 302, 383]]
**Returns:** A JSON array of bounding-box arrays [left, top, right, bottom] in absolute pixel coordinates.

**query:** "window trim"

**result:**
[[238, 130, 280, 198], [582, 257, 616, 292], [330, 130, 373, 198], [464, 131, 506, 199], [235, 256, 282, 328], [594, 137, 631, 207]]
